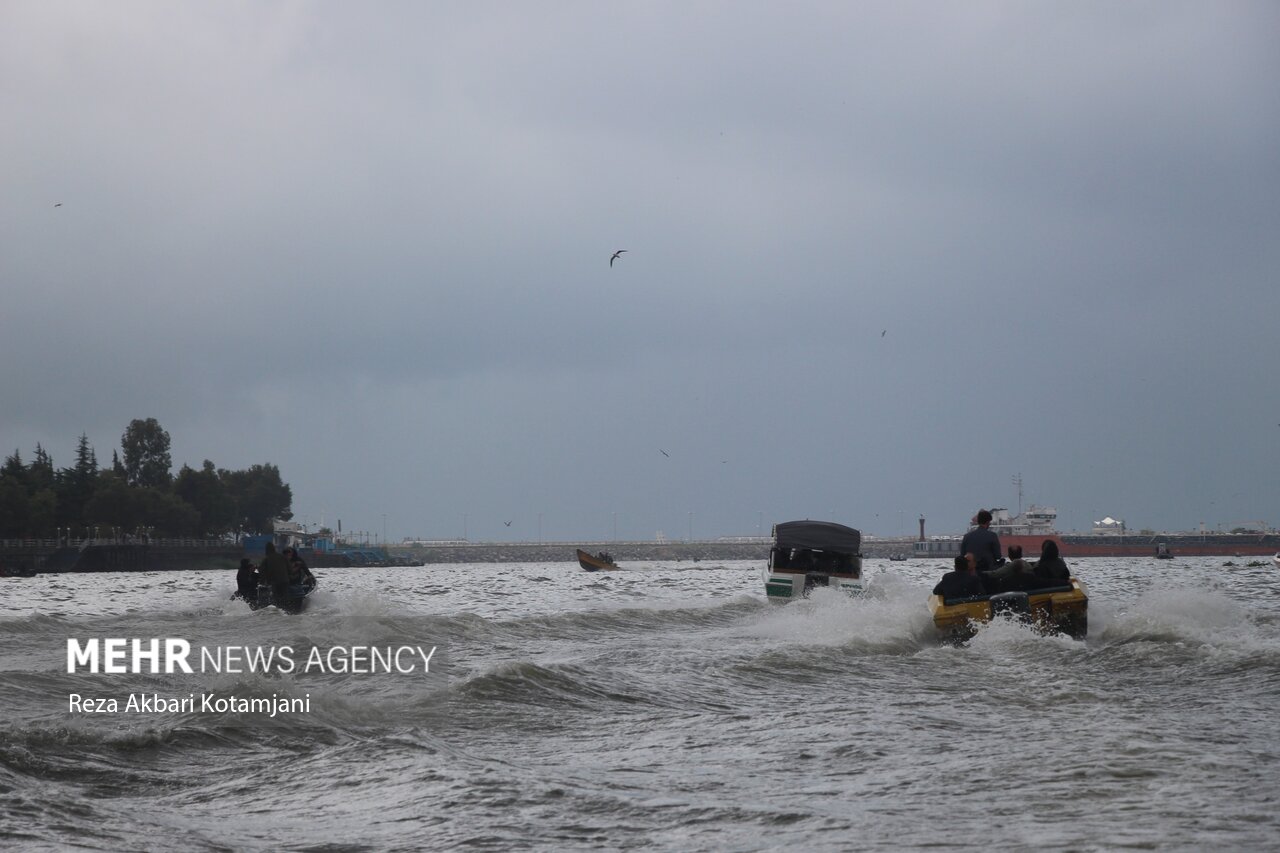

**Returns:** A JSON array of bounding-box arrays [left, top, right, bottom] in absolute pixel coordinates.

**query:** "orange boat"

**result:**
[[576, 549, 619, 572]]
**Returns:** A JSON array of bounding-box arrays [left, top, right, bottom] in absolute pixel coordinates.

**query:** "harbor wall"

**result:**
[[391, 537, 919, 564], [2, 536, 923, 572], [1, 540, 241, 574]]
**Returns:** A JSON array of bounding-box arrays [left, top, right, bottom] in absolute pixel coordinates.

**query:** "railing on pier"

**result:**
[[0, 537, 236, 549]]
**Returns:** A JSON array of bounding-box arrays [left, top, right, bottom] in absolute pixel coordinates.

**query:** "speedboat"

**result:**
[[242, 578, 318, 614], [928, 579, 1088, 642], [763, 520, 863, 600], [577, 549, 619, 571]]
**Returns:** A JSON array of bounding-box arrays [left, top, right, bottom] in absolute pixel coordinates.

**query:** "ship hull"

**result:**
[[999, 534, 1280, 558]]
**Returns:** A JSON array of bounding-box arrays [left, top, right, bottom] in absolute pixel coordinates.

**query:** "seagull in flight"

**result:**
[[610, 249, 627, 267], [503, 520, 512, 527], [54, 203, 62, 207], [881, 330, 886, 337], [659, 449, 669, 458]]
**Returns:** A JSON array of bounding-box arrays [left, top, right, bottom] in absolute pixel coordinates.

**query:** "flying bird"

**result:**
[[881, 330, 886, 337], [659, 449, 669, 458], [504, 520, 512, 527], [54, 203, 62, 207], [610, 249, 627, 267]]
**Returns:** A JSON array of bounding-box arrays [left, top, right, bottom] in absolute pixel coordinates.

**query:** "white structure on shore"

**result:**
[[1092, 516, 1126, 534]]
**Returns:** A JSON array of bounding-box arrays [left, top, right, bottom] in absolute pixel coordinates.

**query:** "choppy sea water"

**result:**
[[2, 557, 1279, 851]]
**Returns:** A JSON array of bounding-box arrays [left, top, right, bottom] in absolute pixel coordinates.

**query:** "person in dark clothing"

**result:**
[[1033, 540, 1072, 585], [233, 558, 259, 600], [984, 544, 1036, 593], [258, 542, 291, 604], [933, 554, 985, 600], [960, 509, 1004, 574], [284, 547, 316, 590], [283, 547, 301, 581]]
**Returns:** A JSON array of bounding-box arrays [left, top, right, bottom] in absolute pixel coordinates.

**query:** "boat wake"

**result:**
[[1084, 582, 1280, 665]]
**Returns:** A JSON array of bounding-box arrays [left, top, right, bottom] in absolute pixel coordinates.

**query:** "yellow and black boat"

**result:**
[[928, 579, 1088, 642]]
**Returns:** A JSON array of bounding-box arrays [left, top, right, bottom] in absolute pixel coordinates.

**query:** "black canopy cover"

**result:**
[[773, 521, 861, 554]]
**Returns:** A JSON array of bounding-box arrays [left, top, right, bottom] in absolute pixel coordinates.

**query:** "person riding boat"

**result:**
[[283, 547, 316, 593], [258, 542, 291, 604], [933, 554, 985, 600], [1033, 540, 1071, 586], [984, 545, 1037, 593], [233, 558, 259, 600], [961, 509, 1004, 575]]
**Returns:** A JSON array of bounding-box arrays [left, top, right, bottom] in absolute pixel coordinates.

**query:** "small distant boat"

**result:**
[[763, 520, 863, 600], [1155, 543, 1174, 560], [0, 564, 38, 578], [888, 553, 909, 562], [1273, 553, 1280, 570], [577, 549, 619, 572]]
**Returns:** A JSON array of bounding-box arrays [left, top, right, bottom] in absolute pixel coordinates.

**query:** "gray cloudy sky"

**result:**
[[3, 2, 1278, 543]]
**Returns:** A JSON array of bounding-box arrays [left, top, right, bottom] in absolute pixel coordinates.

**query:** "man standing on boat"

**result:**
[[258, 542, 291, 604], [960, 509, 1004, 574]]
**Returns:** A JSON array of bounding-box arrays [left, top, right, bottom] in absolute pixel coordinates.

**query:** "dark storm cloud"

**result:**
[[1, 2, 1277, 539]]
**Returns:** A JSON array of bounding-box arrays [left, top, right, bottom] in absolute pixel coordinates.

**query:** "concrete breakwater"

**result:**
[[395, 541, 771, 564], [392, 537, 919, 564], [2, 536, 921, 573]]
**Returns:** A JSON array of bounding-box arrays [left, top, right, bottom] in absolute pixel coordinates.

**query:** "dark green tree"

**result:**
[[221, 463, 292, 533], [0, 477, 29, 535], [57, 433, 98, 528], [175, 460, 234, 534], [88, 470, 198, 537], [121, 418, 172, 489], [3, 449, 25, 484], [28, 488, 56, 536], [29, 444, 55, 495], [0, 423, 293, 538], [85, 470, 139, 533], [137, 487, 201, 536]]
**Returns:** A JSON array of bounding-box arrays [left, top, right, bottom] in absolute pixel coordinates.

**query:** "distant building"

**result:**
[[988, 506, 1058, 536], [1092, 516, 1126, 535]]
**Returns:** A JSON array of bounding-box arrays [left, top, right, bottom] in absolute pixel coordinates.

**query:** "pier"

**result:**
[[0, 538, 240, 574]]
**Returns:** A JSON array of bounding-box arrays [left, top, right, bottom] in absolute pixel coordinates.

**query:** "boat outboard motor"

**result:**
[[989, 591, 1032, 623], [802, 573, 831, 596]]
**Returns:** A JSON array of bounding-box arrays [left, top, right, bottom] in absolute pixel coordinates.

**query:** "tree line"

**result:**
[[0, 418, 292, 539]]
